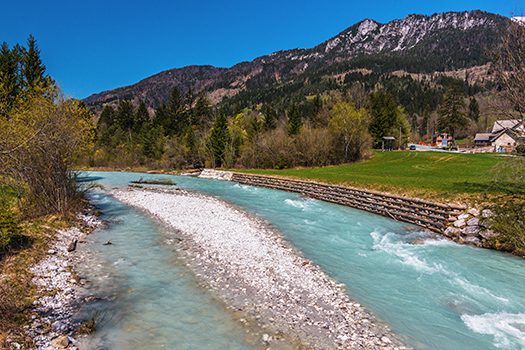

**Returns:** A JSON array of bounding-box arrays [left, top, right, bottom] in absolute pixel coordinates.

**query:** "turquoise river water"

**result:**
[[79, 171, 525, 350]]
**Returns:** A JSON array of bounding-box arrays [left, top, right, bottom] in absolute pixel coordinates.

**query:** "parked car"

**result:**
[[409, 144, 417, 151]]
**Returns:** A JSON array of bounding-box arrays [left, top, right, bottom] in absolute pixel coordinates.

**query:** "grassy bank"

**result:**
[[238, 151, 516, 202], [0, 187, 70, 347]]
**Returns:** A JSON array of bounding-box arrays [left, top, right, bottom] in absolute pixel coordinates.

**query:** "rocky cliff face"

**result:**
[[83, 10, 508, 108]]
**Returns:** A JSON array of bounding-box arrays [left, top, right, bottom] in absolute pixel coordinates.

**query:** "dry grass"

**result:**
[[0, 216, 69, 348]]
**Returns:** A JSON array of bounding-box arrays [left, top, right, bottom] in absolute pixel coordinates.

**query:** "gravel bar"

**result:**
[[113, 187, 408, 350]]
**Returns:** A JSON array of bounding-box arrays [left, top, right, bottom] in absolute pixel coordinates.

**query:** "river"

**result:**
[[78, 171, 525, 350]]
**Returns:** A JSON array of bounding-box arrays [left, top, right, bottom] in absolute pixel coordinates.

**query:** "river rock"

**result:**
[[482, 209, 493, 218], [462, 236, 481, 247], [444, 227, 461, 237], [67, 239, 77, 252], [454, 219, 466, 228], [458, 213, 470, 220], [466, 217, 480, 227], [468, 208, 480, 217], [50, 335, 69, 348], [479, 229, 496, 240], [463, 225, 480, 236]]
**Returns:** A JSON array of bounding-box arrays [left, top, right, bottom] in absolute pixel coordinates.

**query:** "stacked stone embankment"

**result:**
[[199, 169, 492, 247], [230, 172, 465, 234]]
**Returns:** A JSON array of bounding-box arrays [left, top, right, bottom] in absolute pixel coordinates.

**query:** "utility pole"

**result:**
[[399, 126, 402, 150]]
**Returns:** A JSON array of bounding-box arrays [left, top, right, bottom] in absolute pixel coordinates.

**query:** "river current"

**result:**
[[79, 171, 525, 350]]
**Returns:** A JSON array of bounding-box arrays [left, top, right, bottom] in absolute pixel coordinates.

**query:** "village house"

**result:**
[[432, 132, 454, 148], [474, 119, 525, 152]]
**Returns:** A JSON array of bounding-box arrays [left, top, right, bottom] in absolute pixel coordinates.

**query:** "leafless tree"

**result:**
[[493, 19, 525, 121]]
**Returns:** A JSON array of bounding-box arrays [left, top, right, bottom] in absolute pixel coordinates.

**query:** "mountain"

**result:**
[[83, 10, 509, 109]]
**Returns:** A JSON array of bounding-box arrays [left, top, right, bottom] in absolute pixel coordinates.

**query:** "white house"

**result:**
[[474, 119, 524, 152]]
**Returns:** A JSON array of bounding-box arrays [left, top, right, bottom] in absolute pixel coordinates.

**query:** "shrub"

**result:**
[[487, 201, 525, 257], [516, 144, 525, 156], [0, 205, 22, 254]]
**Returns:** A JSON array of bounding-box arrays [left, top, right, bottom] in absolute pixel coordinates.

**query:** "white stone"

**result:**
[[468, 208, 480, 217], [454, 219, 466, 228]]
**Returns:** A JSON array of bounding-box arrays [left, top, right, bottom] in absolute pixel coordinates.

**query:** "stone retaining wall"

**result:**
[[198, 169, 491, 246], [230, 172, 466, 234]]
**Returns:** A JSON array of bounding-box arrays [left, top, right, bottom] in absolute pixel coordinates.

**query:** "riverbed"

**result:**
[[78, 171, 525, 350]]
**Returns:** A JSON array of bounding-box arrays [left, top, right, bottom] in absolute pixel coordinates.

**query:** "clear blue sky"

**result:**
[[2, 1, 523, 99]]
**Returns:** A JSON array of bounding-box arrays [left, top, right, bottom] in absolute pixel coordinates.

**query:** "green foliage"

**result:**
[[287, 104, 302, 136], [329, 102, 372, 161], [438, 88, 468, 137], [0, 206, 21, 253], [208, 114, 229, 167], [468, 97, 480, 122], [369, 91, 410, 147], [487, 201, 525, 257], [22, 35, 49, 90]]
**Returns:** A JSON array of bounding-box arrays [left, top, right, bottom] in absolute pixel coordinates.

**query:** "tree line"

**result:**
[[0, 35, 92, 218], [91, 87, 415, 169]]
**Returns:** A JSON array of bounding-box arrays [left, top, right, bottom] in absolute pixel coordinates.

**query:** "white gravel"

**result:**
[[113, 187, 407, 350], [26, 213, 101, 350]]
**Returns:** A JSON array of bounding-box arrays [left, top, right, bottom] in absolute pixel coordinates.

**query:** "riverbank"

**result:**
[[1, 212, 101, 350], [113, 186, 407, 350], [27, 213, 101, 349]]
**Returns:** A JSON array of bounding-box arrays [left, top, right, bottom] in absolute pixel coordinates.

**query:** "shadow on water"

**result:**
[[76, 175, 105, 183]]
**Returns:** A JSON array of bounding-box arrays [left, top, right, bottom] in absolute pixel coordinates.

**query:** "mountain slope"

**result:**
[[83, 10, 509, 109]]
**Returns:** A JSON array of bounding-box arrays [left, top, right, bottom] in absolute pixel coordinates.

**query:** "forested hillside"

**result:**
[[86, 10, 514, 170]]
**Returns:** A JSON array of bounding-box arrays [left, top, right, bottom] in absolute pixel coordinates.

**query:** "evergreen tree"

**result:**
[[115, 100, 135, 141], [369, 91, 399, 141], [0, 42, 20, 116], [134, 101, 150, 132], [438, 89, 468, 137], [261, 104, 277, 130], [22, 35, 50, 90], [468, 97, 480, 122], [369, 91, 411, 147], [208, 114, 229, 167], [287, 104, 301, 136], [96, 105, 116, 146], [193, 94, 211, 128]]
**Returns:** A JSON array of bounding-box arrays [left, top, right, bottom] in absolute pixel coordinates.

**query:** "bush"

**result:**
[[516, 144, 525, 156], [487, 201, 525, 257], [0, 95, 93, 217], [0, 205, 22, 254]]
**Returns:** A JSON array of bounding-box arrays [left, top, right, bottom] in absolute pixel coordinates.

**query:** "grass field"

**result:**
[[238, 151, 519, 202]]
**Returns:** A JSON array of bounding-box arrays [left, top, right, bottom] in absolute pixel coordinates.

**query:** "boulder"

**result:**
[[466, 217, 480, 227], [458, 213, 470, 220], [462, 236, 481, 247], [67, 239, 77, 252], [454, 219, 466, 228], [463, 225, 480, 236], [468, 208, 480, 217], [479, 229, 496, 240], [444, 227, 461, 237], [50, 335, 69, 348]]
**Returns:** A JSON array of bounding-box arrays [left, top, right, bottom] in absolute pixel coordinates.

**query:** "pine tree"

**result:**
[[287, 104, 301, 136], [208, 114, 229, 167], [22, 35, 49, 90], [0, 42, 20, 116], [468, 97, 480, 122], [193, 94, 211, 128], [134, 101, 150, 132], [96, 105, 116, 146], [369, 91, 399, 141], [438, 89, 468, 137], [261, 104, 277, 130]]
